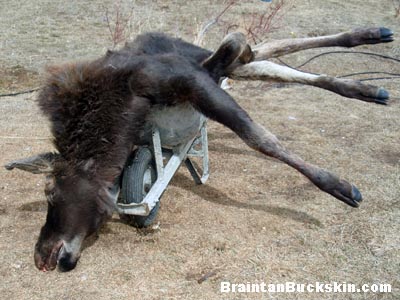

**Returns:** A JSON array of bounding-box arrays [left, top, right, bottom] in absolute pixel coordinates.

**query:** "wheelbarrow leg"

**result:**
[[186, 121, 209, 184], [184, 158, 202, 185], [152, 127, 164, 178]]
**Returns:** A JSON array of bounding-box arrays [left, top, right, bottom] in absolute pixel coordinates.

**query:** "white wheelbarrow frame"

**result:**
[[115, 118, 209, 217]]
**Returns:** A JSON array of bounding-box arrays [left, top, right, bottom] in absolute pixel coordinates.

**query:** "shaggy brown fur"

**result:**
[[38, 33, 212, 182]]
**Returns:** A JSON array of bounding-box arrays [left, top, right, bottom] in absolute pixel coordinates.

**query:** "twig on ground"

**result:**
[[0, 136, 51, 140], [197, 270, 218, 284], [294, 51, 400, 68], [0, 88, 40, 98]]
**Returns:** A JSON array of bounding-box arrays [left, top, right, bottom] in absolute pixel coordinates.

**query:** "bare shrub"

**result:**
[[395, 0, 400, 17], [237, 0, 291, 44], [195, 0, 292, 46], [103, 0, 134, 49], [194, 0, 238, 46], [103, 1, 292, 49]]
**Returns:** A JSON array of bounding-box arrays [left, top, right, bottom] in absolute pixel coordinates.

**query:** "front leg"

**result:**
[[230, 60, 389, 104], [253, 27, 394, 59], [187, 73, 363, 207]]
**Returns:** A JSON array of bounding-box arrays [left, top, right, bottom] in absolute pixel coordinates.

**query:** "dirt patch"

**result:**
[[0, 65, 40, 94], [0, 1, 399, 300], [18, 201, 47, 213], [378, 149, 400, 166]]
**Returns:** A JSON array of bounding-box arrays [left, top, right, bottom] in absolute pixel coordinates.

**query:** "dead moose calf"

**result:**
[[5, 27, 394, 272]]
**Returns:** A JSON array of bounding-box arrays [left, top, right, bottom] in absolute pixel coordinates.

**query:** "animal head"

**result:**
[[5, 153, 117, 272]]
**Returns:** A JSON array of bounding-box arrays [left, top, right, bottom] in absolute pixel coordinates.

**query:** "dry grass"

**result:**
[[0, 0, 399, 299]]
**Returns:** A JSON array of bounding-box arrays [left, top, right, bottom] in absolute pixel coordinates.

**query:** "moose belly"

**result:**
[[140, 103, 205, 148]]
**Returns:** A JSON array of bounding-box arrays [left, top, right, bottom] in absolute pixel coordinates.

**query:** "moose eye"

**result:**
[[44, 175, 57, 204], [45, 191, 55, 205]]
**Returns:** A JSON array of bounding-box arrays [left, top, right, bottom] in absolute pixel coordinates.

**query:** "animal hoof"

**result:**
[[332, 181, 363, 208], [4, 162, 14, 170], [349, 185, 363, 207], [379, 27, 394, 43], [375, 88, 389, 105]]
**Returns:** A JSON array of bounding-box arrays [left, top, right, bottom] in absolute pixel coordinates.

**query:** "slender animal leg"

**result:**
[[230, 60, 389, 104], [253, 27, 394, 59], [188, 73, 362, 207]]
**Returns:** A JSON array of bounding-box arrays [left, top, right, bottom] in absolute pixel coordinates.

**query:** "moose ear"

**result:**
[[4, 152, 60, 174]]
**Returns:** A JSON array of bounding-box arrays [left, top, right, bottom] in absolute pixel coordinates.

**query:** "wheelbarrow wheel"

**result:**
[[119, 147, 159, 228]]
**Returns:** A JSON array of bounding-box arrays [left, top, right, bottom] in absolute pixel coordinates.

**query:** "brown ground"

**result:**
[[0, 1, 399, 299]]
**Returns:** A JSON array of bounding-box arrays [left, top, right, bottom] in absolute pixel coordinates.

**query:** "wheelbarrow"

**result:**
[[114, 103, 209, 227]]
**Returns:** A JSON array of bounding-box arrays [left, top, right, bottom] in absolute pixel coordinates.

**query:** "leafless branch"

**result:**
[[238, 0, 291, 45], [104, 0, 134, 48], [194, 0, 237, 46], [195, 0, 291, 46], [395, 0, 400, 17]]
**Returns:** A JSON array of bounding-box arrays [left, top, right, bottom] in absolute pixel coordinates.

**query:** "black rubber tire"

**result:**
[[119, 147, 159, 228]]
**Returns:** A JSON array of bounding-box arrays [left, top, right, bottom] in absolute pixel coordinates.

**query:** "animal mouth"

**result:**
[[35, 240, 64, 272]]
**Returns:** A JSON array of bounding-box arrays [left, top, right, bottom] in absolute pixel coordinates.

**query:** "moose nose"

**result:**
[[58, 251, 79, 272], [34, 240, 64, 272], [34, 250, 46, 271]]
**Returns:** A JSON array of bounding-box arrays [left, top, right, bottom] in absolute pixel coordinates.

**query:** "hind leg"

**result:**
[[189, 73, 362, 207], [253, 27, 394, 59]]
